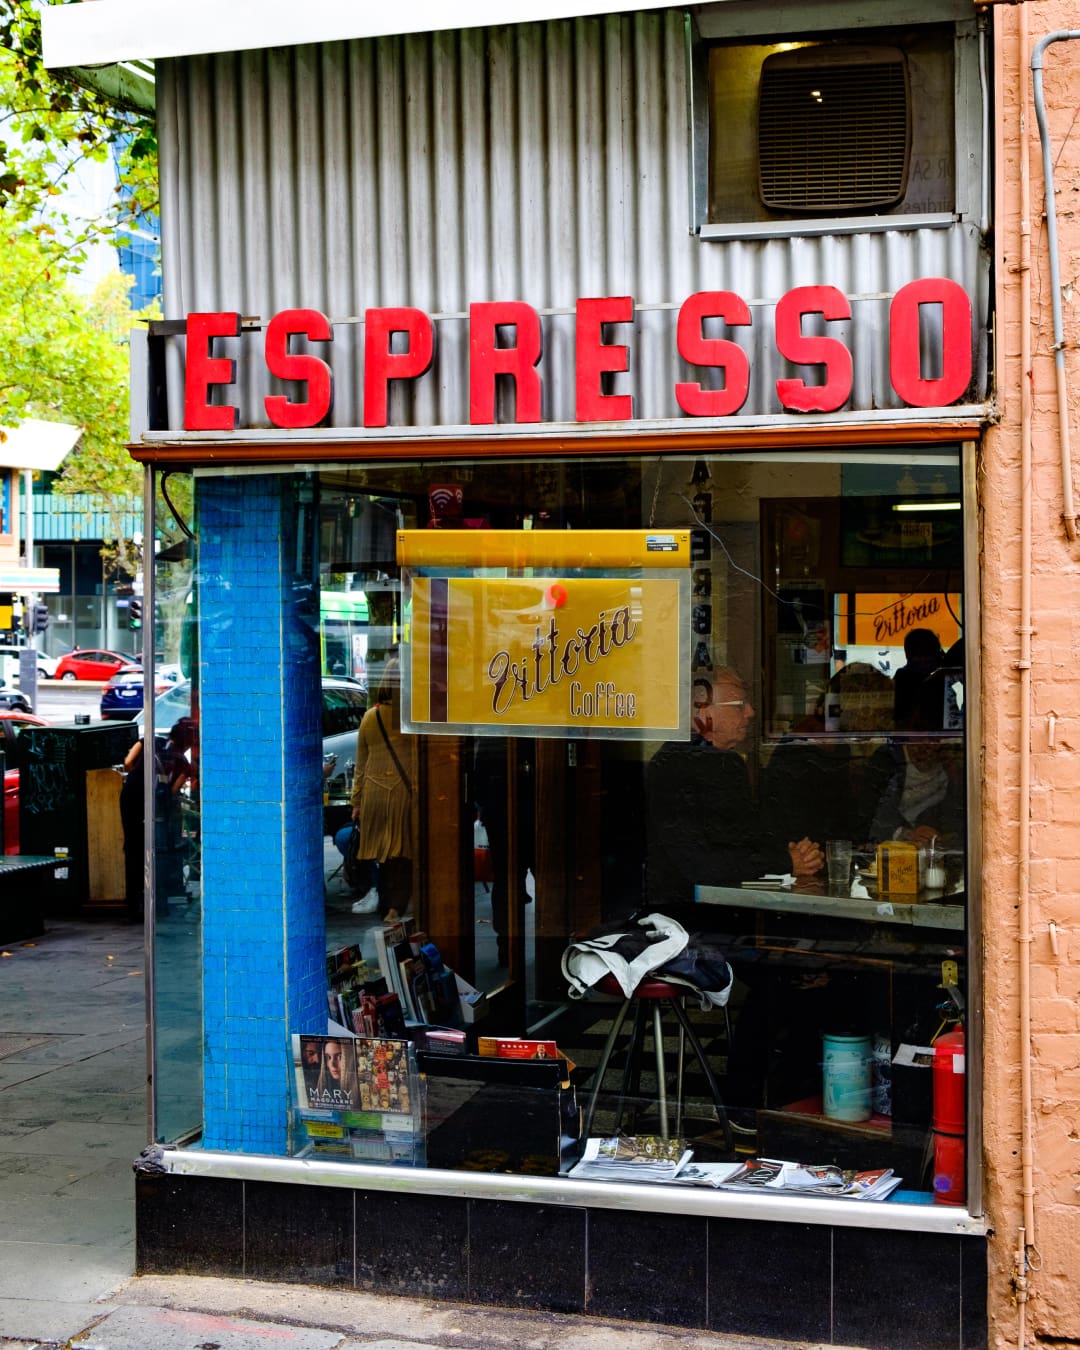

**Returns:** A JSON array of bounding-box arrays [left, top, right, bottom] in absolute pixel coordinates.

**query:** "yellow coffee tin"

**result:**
[[877, 840, 920, 896]]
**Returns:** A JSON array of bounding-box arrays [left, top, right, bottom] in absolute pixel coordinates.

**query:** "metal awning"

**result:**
[[42, 1, 690, 71], [0, 420, 80, 473]]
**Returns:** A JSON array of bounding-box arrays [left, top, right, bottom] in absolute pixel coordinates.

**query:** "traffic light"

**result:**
[[32, 602, 49, 634], [129, 597, 143, 629]]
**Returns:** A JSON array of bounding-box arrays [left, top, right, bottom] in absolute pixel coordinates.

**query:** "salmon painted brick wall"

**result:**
[[985, 5, 1080, 1344]]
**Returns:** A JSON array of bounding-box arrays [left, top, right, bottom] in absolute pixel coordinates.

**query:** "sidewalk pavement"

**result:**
[[0, 917, 144, 1346], [2, 1272, 837, 1350]]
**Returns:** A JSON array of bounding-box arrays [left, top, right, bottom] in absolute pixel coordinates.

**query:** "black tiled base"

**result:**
[[245, 1179, 353, 1286], [708, 1216, 831, 1342], [468, 1198, 586, 1313], [136, 1174, 244, 1277], [961, 1231, 989, 1350], [834, 1226, 961, 1350], [134, 1175, 988, 1348], [355, 1189, 469, 1300], [587, 1208, 707, 1326]]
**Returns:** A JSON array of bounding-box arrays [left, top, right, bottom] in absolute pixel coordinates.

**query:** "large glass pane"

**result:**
[[158, 449, 969, 1207], [149, 471, 202, 1143]]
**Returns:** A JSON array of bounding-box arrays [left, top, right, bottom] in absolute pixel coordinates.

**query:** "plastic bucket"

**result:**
[[822, 1033, 872, 1122]]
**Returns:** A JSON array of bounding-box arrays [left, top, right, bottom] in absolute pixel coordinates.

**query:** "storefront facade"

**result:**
[[43, 1, 1080, 1346]]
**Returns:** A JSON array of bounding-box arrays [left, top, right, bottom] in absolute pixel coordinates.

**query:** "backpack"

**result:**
[[343, 823, 367, 890]]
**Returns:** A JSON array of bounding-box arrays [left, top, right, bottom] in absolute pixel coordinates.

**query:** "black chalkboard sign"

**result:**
[[17, 722, 137, 913]]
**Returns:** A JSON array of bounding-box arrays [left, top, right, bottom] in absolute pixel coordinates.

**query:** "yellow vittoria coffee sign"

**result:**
[[407, 575, 685, 737], [399, 532, 690, 739]]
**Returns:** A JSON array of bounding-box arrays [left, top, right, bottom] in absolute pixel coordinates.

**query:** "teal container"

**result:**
[[822, 1033, 872, 1122]]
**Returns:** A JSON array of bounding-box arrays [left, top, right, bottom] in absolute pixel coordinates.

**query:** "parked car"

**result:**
[[0, 644, 54, 684], [0, 710, 49, 854], [138, 675, 368, 785], [54, 649, 136, 681], [319, 676, 371, 792], [100, 665, 180, 721]]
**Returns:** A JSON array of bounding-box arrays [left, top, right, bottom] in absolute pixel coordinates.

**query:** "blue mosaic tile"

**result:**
[[197, 474, 326, 1154]]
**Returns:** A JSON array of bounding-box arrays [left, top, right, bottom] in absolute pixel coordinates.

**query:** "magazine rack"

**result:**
[[290, 1033, 425, 1165]]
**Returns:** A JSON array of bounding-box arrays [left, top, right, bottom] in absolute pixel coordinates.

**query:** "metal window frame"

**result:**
[[686, 14, 986, 239], [142, 437, 984, 1233]]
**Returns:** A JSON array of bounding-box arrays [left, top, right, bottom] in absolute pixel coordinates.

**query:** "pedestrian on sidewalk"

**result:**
[[119, 717, 196, 920]]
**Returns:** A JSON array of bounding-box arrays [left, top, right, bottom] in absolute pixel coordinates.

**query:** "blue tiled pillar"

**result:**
[[196, 474, 325, 1153]]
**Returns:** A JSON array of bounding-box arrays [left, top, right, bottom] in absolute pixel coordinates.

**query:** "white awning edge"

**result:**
[[0, 420, 81, 473], [42, 0, 691, 69]]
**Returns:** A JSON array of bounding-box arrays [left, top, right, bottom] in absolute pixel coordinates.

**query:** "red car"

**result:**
[[0, 710, 49, 854], [53, 649, 136, 681]]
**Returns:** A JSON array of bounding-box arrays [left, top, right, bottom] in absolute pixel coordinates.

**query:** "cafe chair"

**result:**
[[580, 972, 733, 1151]]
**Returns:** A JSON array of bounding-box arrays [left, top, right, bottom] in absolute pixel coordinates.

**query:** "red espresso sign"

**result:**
[[183, 279, 973, 432]]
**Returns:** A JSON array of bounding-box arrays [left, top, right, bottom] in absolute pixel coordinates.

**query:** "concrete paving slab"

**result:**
[[0, 1119, 146, 1159], [0, 1239, 132, 1305], [1, 1187, 135, 1245], [55, 1161, 137, 1202], [0, 1297, 117, 1348], [0, 1062, 67, 1088], [0, 1090, 144, 1126], [69, 1306, 344, 1350], [0, 1008, 141, 1037], [341, 1343, 444, 1350], [0, 1032, 54, 1056], [0, 1109, 72, 1138], [0, 1152, 116, 1195], [32, 1060, 146, 1095], [0, 1112, 53, 1139], [3, 1032, 140, 1066]]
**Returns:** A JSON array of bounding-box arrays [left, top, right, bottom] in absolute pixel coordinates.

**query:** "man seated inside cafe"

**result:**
[[759, 661, 895, 859], [644, 668, 823, 908], [858, 689, 965, 849]]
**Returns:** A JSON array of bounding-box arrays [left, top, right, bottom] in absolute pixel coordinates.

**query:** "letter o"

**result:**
[[890, 278, 972, 407]]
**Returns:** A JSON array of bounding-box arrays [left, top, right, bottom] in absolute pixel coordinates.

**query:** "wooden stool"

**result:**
[[581, 973, 732, 1150]]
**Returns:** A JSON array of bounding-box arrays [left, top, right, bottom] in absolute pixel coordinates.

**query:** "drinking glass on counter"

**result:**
[[925, 838, 947, 891], [825, 839, 853, 893]]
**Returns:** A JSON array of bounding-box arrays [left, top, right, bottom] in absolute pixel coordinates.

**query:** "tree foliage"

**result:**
[[0, 228, 155, 564], [0, 0, 160, 567], [0, 0, 158, 261]]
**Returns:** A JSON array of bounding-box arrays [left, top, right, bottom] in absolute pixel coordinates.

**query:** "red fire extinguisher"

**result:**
[[932, 1025, 965, 1205]]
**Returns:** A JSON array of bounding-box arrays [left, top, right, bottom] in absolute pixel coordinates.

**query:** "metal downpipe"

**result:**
[[1031, 29, 1080, 541], [1015, 10, 1035, 1344]]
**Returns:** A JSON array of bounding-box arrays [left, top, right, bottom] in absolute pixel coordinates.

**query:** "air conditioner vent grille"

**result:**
[[758, 56, 910, 212]]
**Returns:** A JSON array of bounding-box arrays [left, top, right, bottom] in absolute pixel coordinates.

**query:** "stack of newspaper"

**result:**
[[673, 1157, 902, 1200], [567, 1135, 693, 1182]]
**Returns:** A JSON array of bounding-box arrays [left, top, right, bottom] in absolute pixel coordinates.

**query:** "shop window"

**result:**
[[153, 450, 973, 1214]]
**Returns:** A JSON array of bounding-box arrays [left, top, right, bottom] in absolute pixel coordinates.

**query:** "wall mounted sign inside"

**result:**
[[398, 530, 691, 741]]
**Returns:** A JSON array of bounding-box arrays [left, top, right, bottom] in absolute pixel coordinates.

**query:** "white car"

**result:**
[[0, 645, 55, 685], [139, 675, 369, 791]]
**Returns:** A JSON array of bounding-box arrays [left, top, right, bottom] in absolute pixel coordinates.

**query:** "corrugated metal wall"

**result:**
[[157, 10, 990, 431]]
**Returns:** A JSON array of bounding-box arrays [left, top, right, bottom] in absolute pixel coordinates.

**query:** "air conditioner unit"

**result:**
[[758, 45, 911, 213]]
